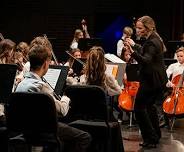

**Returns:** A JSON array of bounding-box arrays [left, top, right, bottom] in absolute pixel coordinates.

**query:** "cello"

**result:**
[[118, 63, 140, 112], [163, 70, 184, 115], [118, 79, 139, 111]]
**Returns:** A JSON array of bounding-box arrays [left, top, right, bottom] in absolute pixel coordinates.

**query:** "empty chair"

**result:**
[[6, 92, 62, 152], [65, 85, 124, 152], [0, 64, 17, 103]]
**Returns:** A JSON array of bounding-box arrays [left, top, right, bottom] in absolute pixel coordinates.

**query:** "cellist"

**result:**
[[166, 47, 184, 87], [161, 47, 184, 128]]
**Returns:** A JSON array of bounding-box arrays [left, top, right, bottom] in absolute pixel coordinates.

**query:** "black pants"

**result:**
[[134, 86, 163, 144], [57, 122, 91, 152]]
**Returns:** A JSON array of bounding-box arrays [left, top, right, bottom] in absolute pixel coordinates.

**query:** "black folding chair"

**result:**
[[0, 64, 17, 152], [0, 64, 17, 103], [65, 85, 124, 152], [6, 92, 62, 152]]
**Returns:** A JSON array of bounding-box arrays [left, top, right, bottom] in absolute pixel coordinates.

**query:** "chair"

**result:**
[[0, 64, 17, 103], [6, 92, 62, 152], [64, 85, 124, 152]]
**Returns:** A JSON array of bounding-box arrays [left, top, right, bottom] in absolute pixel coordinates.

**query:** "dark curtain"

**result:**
[[171, 0, 184, 40]]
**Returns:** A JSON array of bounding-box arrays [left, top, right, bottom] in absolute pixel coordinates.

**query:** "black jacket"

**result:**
[[131, 32, 168, 89]]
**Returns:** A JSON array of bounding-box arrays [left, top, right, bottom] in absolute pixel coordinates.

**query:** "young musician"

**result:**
[[125, 15, 168, 148], [70, 19, 90, 49], [0, 39, 16, 64], [16, 44, 91, 152], [16, 41, 30, 64], [117, 26, 133, 57], [22, 36, 58, 76], [166, 46, 184, 87], [65, 48, 82, 76], [67, 46, 122, 96]]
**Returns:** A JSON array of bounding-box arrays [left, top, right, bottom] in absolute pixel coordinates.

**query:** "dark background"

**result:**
[[0, 0, 183, 62]]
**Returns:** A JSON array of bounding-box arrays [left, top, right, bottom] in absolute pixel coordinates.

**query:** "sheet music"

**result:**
[[106, 62, 126, 86], [105, 64, 118, 78], [43, 68, 61, 89], [105, 53, 126, 63]]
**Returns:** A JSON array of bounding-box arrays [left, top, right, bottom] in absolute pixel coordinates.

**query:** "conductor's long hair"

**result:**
[[85, 46, 106, 88]]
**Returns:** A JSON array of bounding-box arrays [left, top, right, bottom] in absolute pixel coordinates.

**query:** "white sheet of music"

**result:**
[[43, 68, 61, 89], [105, 53, 126, 63], [105, 64, 118, 78]]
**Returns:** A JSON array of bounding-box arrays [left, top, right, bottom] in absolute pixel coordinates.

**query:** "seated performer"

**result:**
[[16, 43, 91, 152]]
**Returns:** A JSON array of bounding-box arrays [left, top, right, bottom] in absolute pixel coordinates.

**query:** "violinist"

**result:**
[[16, 41, 30, 64], [65, 48, 86, 85], [15, 43, 91, 152], [65, 48, 82, 76], [125, 16, 168, 148], [22, 36, 57, 76], [117, 26, 133, 57]]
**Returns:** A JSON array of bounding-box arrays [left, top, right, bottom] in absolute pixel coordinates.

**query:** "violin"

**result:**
[[163, 70, 184, 115], [118, 80, 139, 111]]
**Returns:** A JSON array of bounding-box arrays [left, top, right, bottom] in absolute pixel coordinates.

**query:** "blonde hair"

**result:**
[[137, 15, 167, 52], [176, 46, 184, 53], [123, 26, 133, 37], [137, 16, 156, 32], [73, 29, 83, 42]]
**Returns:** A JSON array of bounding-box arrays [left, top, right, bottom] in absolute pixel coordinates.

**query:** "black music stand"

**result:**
[[78, 38, 103, 51], [0, 64, 17, 103], [125, 64, 139, 129], [126, 64, 140, 82], [166, 41, 184, 58], [43, 65, 69, 96], [72, 59, 84, 76]]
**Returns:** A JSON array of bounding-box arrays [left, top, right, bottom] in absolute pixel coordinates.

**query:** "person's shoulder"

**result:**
[[167, 62, 179, 69]]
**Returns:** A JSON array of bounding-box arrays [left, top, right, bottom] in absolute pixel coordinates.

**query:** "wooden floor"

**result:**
[[121, 119, 184, 152]]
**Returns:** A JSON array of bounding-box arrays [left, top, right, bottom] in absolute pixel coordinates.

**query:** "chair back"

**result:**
[[6, 92, 58, 135], [0, 64, 17, 103], [65, 85, 109, 121]]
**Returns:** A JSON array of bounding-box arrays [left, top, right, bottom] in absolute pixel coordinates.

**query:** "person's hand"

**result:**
[[124, 41, 134, 54], [125, 38, 135, 47]]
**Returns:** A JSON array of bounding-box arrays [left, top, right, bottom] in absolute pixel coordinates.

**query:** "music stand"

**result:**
[[166, 41, 184, 58], [43, 65, 69, 96], [0, 64, 17, 103], [72, 59, 84, 76], [105, 62, 126, 86], [125, 64, 139, 129], [126, 64, 140, 82], [78, 38, 103, 51]]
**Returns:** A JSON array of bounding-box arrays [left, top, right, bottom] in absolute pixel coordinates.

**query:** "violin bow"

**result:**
[[0, 33, 5, 40], [43, 34, 59, 65], [65, 50, 85, 66]]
